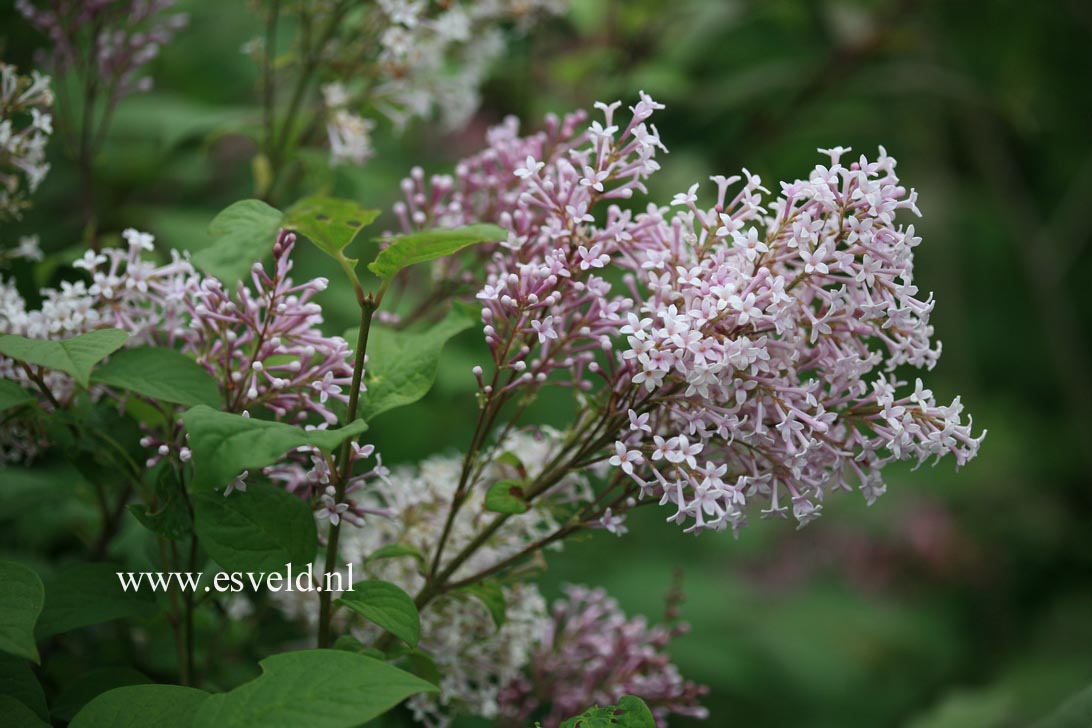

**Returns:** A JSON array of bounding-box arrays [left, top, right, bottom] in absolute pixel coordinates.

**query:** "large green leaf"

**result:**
[[367, 224, 507, 281], [192, 480, 317, 572], [0, 562, 43, 664], [1034, 681, 1092, 728], [337, 580, 420, 647], [35, 563, 157, 639], [0, 695, 51, 727], [0, 653, 47, 721], [0, 380, 34, 414], [560, 696, 657, 728], [51, 667, 152, 722], [0, 329, 129, 388], [357, 306, 475, 421], [92, 346, 221, 407], [192, 649, 438, 728], [194, 200, 283, 281], [181, 405, 367, 491], [69, 685, 209, 728], [285, 196, 380, 292]]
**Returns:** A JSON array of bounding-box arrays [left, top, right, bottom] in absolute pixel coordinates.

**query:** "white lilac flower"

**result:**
[[0, 64, 52, 222], [390, 95, 985, 535], [272, 431, 592, 727]]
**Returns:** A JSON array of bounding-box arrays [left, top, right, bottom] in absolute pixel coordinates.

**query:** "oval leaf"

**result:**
[[459, 580, 506, 630], [285, 196, 379, 291], [0, 380, 34, 414], [367, 224, 507, 281], [337, 580, 420, 647], [35, 563, 157, 640], [194, 199, 283, 281], [192, 480, 317, 573], [484, 479, 529, 515], [0, 562, 44, 663], [357, 306, 475, 421], [0, 653, 47, 720], [181, 405, 367, 491], [92, 346, 221, 407], [0, 329, 129, 388], [193, 649, 437, 728], [560, 696, 657, 728], [0, 695, 50, 728], [51, 667, 152, 722], [70, 685, 209, 728]]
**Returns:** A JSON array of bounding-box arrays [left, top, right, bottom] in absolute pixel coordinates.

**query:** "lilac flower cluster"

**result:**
[[0, 63, 53, 222], [17, 0, 187, 101], [0, 229, 375, 508], [498, 584, 708, 727], [392, 95, 985, 535]]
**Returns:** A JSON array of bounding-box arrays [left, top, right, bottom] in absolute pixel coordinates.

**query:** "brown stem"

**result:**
[[317, 296, 376, 647]]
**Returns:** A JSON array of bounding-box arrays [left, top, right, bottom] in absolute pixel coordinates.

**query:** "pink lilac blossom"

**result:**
[[17, 0, 187, 101], [0, 228, 376, 511], [392, 95, 985, 535], [0, 63, 53, 222], [498, 584, 708, 727]]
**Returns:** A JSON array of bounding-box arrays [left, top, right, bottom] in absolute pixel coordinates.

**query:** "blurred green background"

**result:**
[[3, 0, 1091, 726]]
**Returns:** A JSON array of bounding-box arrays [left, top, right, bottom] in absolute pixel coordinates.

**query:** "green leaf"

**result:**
[[337, 580, 420, 647], [357, 306, 475, 421], [181, 405, 367, 491], [459, 580, 507, 630], [0, 380, 34, 414], [51, 667, 151, 722], [367, 224, 507, 281], [0, 653, 47, 721], [365, 543, 426, 566], [484, 479, 530, 515], [1035, 681, 1092, 728], [193, 649, 438, 728], [559, 696, 657, 728], [0, 562, 43, 663], [194, 200, 283, 281], [92, 346, 221, 407], [0, 329, 129, 388], [192, 480, 317, 573], [285, 196, 380, 293], [128, 462, 193, 540], [0, 695, 50, 727], [70, 685, 209, 728], [35, 563, 157, 639], [385, 644, 441, 687]]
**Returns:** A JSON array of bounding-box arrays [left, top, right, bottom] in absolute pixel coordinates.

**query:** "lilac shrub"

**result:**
[[0, 17, 984, 720]]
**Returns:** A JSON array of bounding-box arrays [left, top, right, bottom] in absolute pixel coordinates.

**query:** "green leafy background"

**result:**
[[1, 0, 1090, 726]]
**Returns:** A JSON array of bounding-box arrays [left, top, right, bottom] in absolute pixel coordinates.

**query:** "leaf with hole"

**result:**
[[0, 329, 129, 388], [285, 196, 379, 293], [484, 479, 530, 515], [559, 695, 657, 728]]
